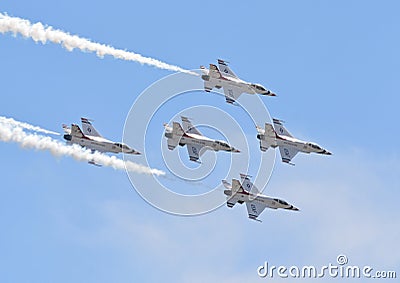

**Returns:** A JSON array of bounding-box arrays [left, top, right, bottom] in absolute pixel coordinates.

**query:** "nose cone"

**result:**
[[262, 90, 276, 97], [287, 205, 300, 211], [125, 148, 141, 155], [232, 148, 240, 153], [322, 149, 332, 155]]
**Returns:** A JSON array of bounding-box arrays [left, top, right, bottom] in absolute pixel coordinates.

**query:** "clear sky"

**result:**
[[1, 1, 399, 282]]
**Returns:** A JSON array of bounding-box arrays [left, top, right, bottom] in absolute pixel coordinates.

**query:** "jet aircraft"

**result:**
[[256, 118, 331, 165], [200, 59, 276, 104], [164, 116, 240, 163], [222, 174, 299, 222], [62, 118, 140, 157]]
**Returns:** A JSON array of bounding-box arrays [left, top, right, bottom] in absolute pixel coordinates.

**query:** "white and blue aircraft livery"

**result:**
[[164, 116, 240, 163], [222, 174, 299, 222], [63, 118, 140, 156], [200, 59, 276, 104], [256, 118, 332, 165]]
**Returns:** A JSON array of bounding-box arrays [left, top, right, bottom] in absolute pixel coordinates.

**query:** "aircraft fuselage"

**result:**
[[178, 133, 239, 153], [276, 135, 331, 155], [224, 189, 298, 211], [63, 134, 138, 154], [204, 75, 272, 96]]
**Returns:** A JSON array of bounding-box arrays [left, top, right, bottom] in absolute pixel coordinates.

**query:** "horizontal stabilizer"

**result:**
[[62, 124, 71, 134], [222, 180, 232, 190]]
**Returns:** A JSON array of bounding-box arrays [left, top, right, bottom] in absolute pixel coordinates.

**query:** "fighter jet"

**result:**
[[222, 174, 299, 222], [62, 117, 140, 156], [164, 116, 240, 163], [200, 59, 276, 104], [256, 118, 331, 165]]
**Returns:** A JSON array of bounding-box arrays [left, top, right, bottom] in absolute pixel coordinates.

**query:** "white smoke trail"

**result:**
[[0, 13, 197, 75], [0, 121, 165, 176], [0, 116, 59, 135]]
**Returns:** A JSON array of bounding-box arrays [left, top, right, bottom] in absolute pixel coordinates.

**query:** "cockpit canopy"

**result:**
[[274, 198, 289, 206], [251, 84, 266, 91], [215, 140, 230, 148], [307, 142, 322, 150], [114, 143, 130, 150]]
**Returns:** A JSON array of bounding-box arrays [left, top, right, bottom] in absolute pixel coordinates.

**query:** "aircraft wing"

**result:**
[[88, 151, 102, 166], [278, 146, 299, 164], [240, 174, 260, 194], [218, 59, 238, 78], [181, 116, 202, 136], [223, 86, 244, 104], [273, 118, 293, 137], [81, 118, 102, 137], [88, 160, 102, 167], [186, 143, 205, 162], [246, 201, 267, 221]]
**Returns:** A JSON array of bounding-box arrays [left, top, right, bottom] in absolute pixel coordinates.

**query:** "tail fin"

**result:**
[[273, 118, 293, 137], [218, 59, 238, 78], [256, 123, 277, 151], [200, 65, 214, 92], [231, 179, 243, 194], [70, 124, 85, 138], [172, 122, 185, 137], [81, 117, 102, 137], [226, 179, 243, 208]]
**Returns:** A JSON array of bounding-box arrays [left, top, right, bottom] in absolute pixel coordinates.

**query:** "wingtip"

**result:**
[[217, 58, 229, 64], [81, 117, 94, 122], [180, 116, 193, 122], [239, 173, 252, 179]]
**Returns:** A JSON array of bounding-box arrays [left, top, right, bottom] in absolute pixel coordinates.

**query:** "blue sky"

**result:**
[[1, 1, 399, 282]]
